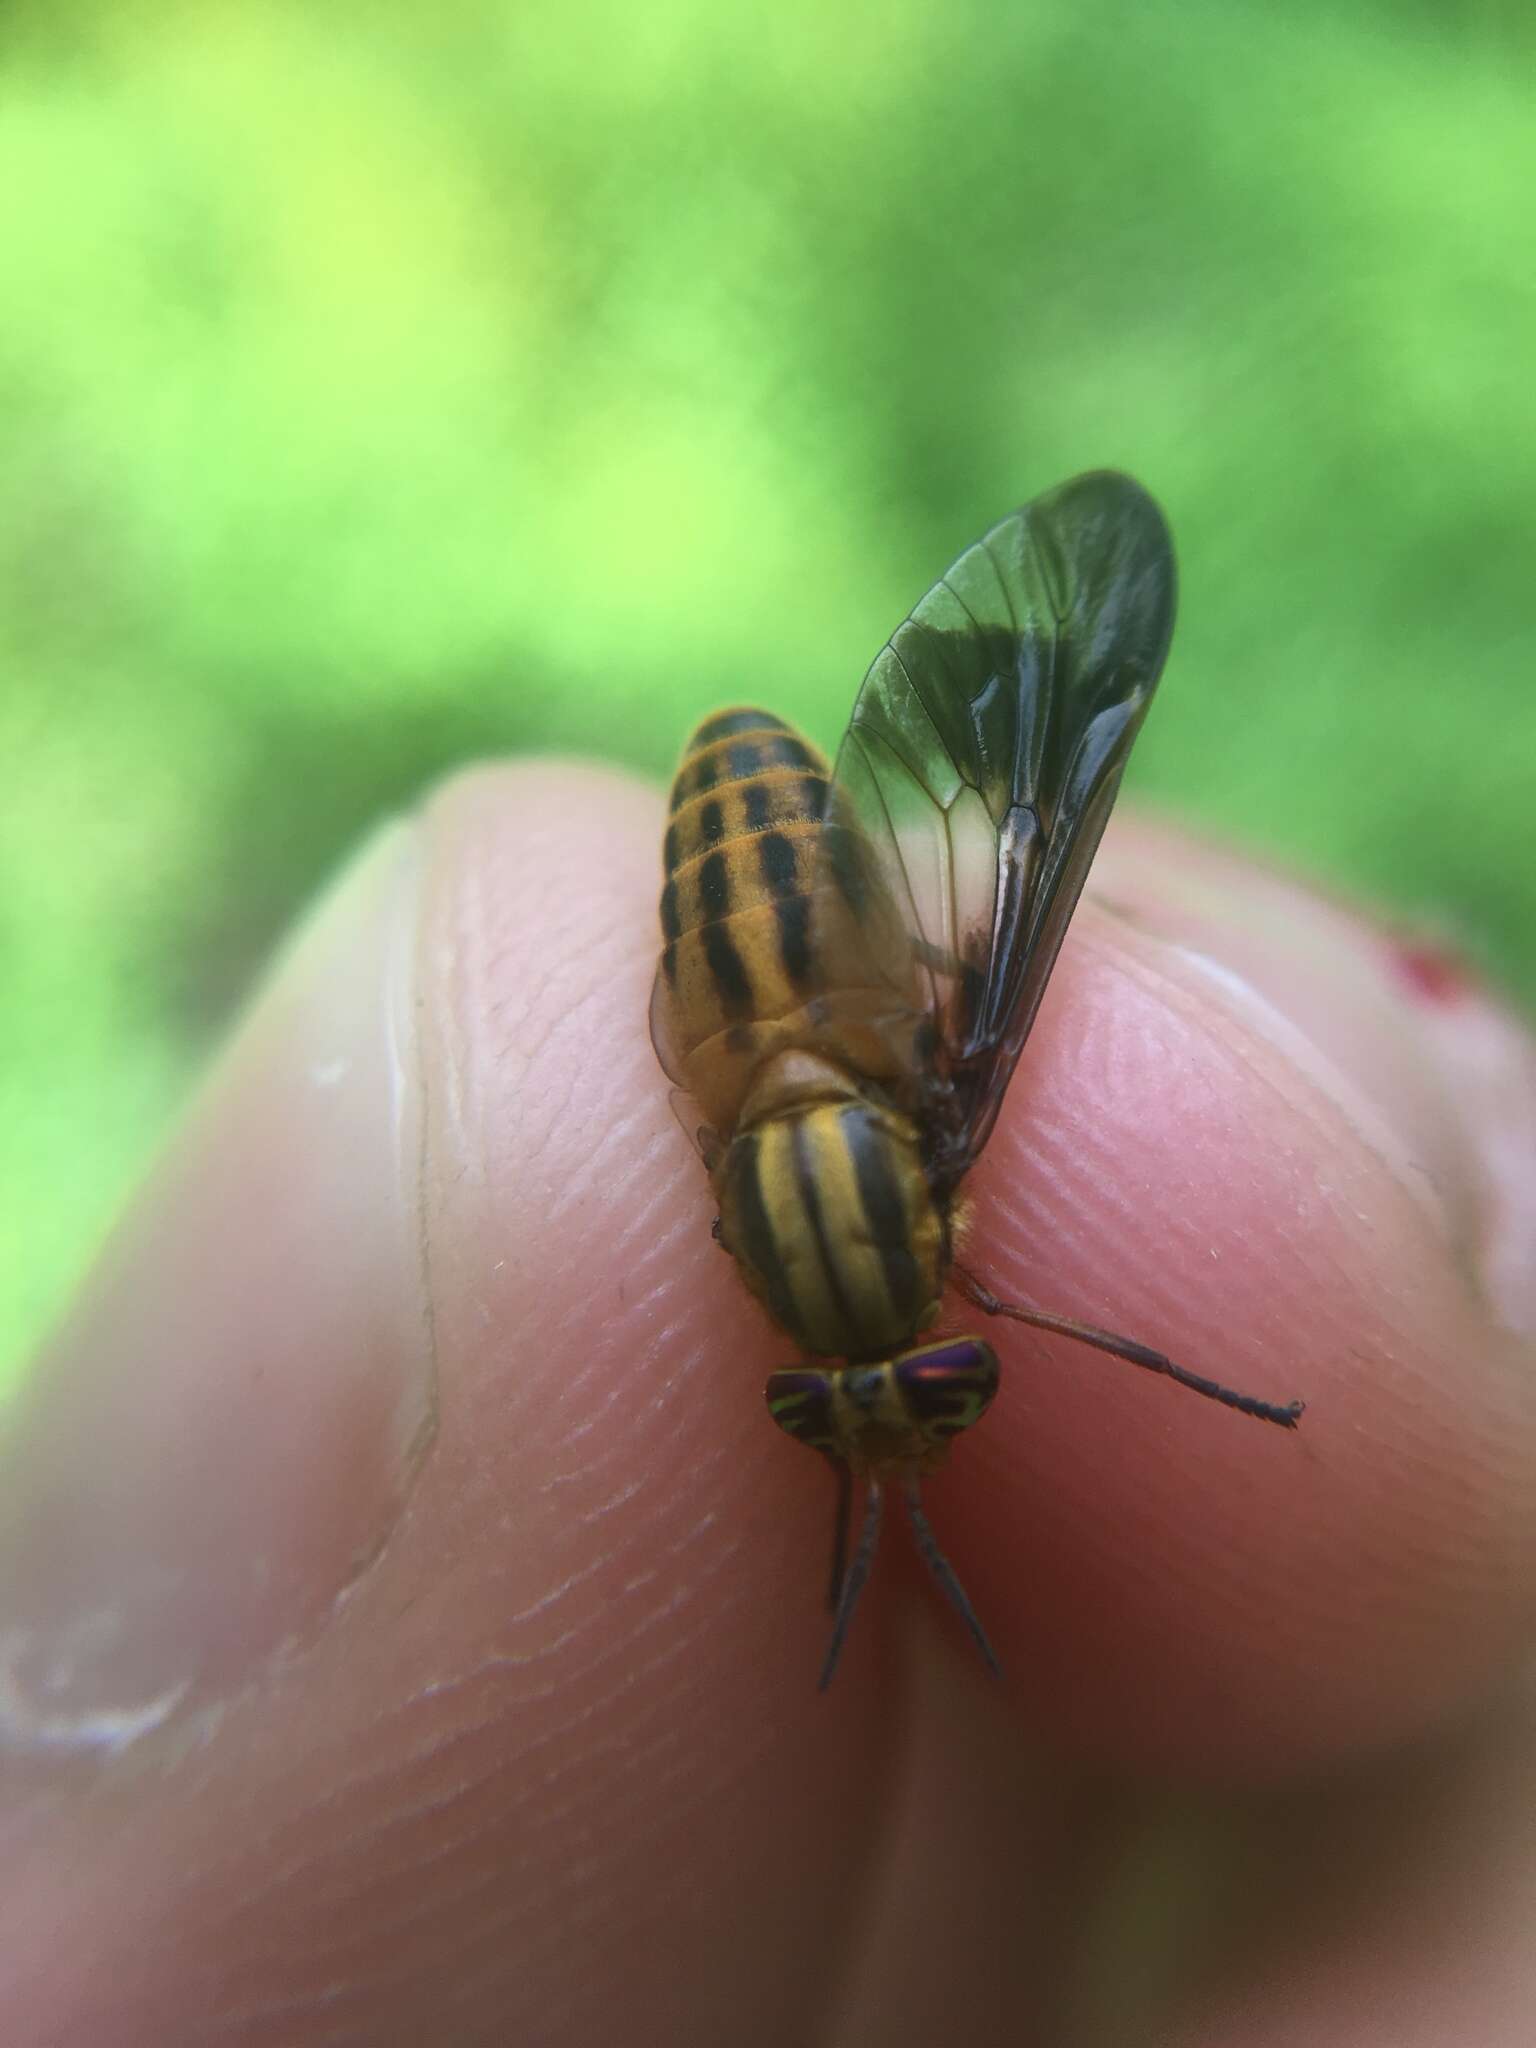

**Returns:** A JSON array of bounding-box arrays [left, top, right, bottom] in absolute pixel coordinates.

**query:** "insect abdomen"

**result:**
[[716, 1095, 945, 1361], [661, 705, 829, 1026], [652, 707, 916, 1137]]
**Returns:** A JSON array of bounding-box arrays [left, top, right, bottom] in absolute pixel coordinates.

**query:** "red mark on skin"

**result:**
[[1392, 940, 1471, 1007]]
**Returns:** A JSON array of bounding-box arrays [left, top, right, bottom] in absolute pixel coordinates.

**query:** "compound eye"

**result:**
[[891, 1338, 1000, 1442], [765, 1369, 838, 1456]]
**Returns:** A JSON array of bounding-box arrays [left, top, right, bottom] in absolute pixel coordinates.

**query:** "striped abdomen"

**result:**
[[715, 1087, 945, 1362], [650, 707, 921, 1140]]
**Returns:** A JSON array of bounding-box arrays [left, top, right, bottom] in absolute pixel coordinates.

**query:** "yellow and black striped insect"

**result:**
[[650, 471, 1303, 1687]]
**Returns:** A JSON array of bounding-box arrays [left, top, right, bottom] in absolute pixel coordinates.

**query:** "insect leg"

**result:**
[[819, 1478, 883, 1692], [953, 1266, 1304, 1429], [827, 1457, 852, 1612], [902, 1480, 1001, 1678]]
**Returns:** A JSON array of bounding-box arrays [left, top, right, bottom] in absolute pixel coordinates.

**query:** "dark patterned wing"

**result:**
[[829, 470, 1176, 1188]]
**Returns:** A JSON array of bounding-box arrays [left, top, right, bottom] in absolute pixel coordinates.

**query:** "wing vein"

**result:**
[[825, 472, 1175, 1185]]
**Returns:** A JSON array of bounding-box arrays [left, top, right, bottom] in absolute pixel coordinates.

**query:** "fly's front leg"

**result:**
[[952, 1264, 1304, 1429]]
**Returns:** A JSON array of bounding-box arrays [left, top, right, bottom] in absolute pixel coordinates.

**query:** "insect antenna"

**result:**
[[902, 1479, 1001, 1677], [954, 1267, 1304, 1429], [827, 1458, 852, 1612], [819, 1477, 883, 1691]]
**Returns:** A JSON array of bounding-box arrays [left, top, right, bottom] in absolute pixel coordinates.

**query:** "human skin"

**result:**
[[2, 765, 1535, 2046]]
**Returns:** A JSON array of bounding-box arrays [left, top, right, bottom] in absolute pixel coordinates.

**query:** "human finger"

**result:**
[[0, 767, 896, 2046]]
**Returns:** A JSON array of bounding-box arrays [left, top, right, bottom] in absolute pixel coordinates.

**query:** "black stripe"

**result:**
[[727, 739, 763, 780], [906, 1392, 974, 1420], [662, 942, 677, 987], [698, 849, 731, 920], [691, 750, 719, 798], [791, 1116, 857, 1335], [659, 878, 681, 943], [799, 773, 829, 819], [757, 831, 798, 898], [694, 708, 789, 745], [896, 1374, 995, 1435], [760, 734, 816, 772], [731, 1134, 795, 1329], [743, 781, 771, 831], [699, 797, 725, 846], [824, 825, 870, 916], [775, 894, 813, 987], [702, 919, 753, 1015], [663, 821, 679, 874], [843, 1106, 920, 1326]]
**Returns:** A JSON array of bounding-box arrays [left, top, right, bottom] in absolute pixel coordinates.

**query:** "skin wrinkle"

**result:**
[[252, 1759, 502, 1924], [1072, 915, 1443, 1241], [329, 1548, 765, 1982], [999, 1089, 1490, 1548], [1173, 943, 1460, 1238], [242, 1742, 604, 2018], [440, 877, 676, 1340], [1091, 823, 1525, 1324], [480, 888, 642, 1066], [386, 1677, 621, 1856], [962, 913, 1536, 1744], [311, 1792, 554, 1974], [542, 1097, 682, 1239], [237, 1490, 749, 2015], [983, 933, 1490, 1408], [208, 1991, 351, 2040]]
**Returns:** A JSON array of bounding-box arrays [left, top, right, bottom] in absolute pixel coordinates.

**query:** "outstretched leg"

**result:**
[[827, 1458, 852, 1612], [820, 1478, 883, 1691], [953, 1265, 1304, 1428], [902, 1479, 1001, 1678]]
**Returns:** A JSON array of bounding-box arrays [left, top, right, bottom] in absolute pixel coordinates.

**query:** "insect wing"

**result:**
[[828, 470, 1176, 1182]]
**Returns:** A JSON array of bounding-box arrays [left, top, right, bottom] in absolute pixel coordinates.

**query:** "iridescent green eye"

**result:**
[[764, 1369, 838, 1456]]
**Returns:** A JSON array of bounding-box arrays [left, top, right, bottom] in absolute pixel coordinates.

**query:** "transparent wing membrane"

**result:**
[[828, 471, 1177, 1187]]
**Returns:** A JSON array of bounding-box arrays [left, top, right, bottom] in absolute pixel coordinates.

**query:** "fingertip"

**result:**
[[943, 818, 1536, 1771]]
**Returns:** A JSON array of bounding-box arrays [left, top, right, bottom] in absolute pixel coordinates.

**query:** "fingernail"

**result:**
[[1091, 823, 1536, 1334], [0, 821, 435, 1759]]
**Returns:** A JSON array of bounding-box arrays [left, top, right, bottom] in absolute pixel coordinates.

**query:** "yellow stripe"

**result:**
[[755, 1119, 843, 1355], [802, 1107, 899, 1345], [664, 780, 749, 872], [670, 822, 821, 926]]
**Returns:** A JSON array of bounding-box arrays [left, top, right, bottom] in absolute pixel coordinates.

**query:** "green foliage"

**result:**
[[3, 1, 1533, 1381]]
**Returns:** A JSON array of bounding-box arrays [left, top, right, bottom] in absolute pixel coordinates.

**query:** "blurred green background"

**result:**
[[3, 2, 1533, 1388]]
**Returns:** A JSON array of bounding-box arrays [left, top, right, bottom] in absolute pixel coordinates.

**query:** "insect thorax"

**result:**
[[714, 1050, 947, 1363]]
